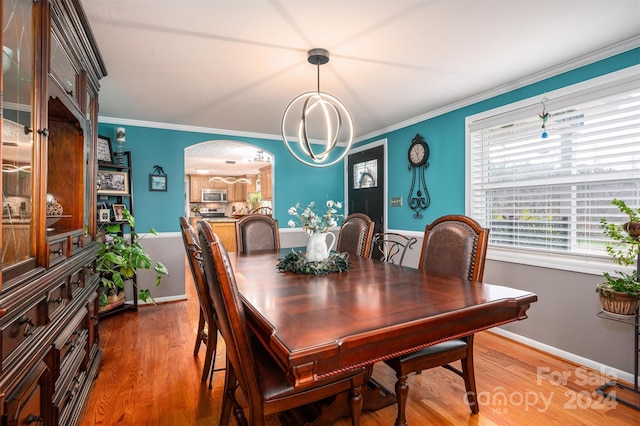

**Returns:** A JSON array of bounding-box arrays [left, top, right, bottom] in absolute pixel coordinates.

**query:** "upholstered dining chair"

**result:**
[[383, 214, 489, 426], [197, 221, 365, 425], [336, 213, 375, 258], [235, 214, 280, 254], [370, 232, 418, 266], [179, 217, 222, 388]]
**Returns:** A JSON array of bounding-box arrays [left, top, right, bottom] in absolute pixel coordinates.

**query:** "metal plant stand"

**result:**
[[596, 250, 640, 411]]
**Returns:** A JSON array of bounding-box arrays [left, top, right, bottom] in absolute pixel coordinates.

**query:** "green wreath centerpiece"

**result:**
[[276, 249, 350, 275]]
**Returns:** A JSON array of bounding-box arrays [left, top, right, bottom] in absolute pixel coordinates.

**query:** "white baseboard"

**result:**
[[138, 294, 188, 305], [490, 328, 635, 385]]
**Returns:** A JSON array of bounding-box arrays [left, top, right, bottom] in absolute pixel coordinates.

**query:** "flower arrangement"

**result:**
[[288, 200, 343, 234]]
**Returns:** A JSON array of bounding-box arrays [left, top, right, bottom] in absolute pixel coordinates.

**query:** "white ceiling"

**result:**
[[81, 0, 640, 175]]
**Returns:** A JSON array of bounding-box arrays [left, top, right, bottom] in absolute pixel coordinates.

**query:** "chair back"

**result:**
[[235, 214, 280, 254], [179, 217, 216, 325], [370, 232, 418, 266], [336, 213, 375, 257], [197, 221, 261, 406], [249, 206, 273, 215], [418, 215, 489, 281]]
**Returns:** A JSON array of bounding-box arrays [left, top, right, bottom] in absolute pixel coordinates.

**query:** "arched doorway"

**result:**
[[184, 140, 274, 219]]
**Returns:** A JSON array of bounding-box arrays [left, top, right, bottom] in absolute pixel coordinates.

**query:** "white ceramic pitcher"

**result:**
[[305, 232, 336, 262]]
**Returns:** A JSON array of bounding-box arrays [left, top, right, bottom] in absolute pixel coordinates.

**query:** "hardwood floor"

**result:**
[[79, 265, 639, 425]]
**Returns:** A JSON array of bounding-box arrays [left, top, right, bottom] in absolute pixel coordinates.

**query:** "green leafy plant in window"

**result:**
[[597, 199, 640, 302]]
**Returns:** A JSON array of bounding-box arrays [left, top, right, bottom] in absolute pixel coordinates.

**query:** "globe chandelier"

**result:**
[[281, 48, 354, 168]]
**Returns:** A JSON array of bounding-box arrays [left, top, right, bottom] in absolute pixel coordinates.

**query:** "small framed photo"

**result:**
[[97, 171, 129, 195], [97, 135, 114, 165], [98, 209, 111, 222], [112, 204, 126, 222], [149, 174, 167, 192]]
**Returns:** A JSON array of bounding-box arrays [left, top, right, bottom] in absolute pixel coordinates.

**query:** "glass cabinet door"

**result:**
[[2, 0, 35, 269]]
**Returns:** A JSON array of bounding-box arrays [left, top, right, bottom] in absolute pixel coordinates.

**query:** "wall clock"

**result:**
[[407, 133, 430, 218]]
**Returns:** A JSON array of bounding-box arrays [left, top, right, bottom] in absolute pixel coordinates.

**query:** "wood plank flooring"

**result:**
[[79, 264, 639, 425]]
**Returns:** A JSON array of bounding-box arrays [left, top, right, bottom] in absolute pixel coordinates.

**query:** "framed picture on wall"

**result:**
[[97, 171, 129, 195], [149, 174, 167, 192], [97, 135, 114, 165]]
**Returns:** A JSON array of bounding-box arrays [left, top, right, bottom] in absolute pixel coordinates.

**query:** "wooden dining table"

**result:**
[[231, 248, 537, 423]]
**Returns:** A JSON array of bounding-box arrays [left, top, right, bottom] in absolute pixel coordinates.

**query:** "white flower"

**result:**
[[335, 202, 342, 209], [287, 200, 344, 233]]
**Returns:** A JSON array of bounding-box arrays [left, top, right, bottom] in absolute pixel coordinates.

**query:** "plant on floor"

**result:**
[[96, 207, 169, 307], [597, 199, 640, 314]]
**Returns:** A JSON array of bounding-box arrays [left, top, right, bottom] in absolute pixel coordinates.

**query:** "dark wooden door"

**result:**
[[347, 145, 384, 234]]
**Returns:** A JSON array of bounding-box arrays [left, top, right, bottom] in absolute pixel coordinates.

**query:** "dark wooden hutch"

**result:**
[[1, 0, 106, 424]]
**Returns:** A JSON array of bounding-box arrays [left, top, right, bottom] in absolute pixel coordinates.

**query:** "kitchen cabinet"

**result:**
[[189, 175, 230, 202], [259, 165, 273, 200], [189, 175, 203, 202], [190, 218, 237, 252], [0, 0, 106, 424], [208, 220, 237, 252]]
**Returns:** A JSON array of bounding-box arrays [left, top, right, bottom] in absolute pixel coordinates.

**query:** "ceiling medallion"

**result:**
[[281, 48, 354, 168]]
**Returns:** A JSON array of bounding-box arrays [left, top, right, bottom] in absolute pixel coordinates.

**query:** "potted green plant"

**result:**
[[96, 207, 169, 310], [597, 199, 640, 316], [248, 191, 262, 209]]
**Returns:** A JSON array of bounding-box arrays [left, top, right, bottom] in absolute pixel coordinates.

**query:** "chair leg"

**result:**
[[220, 359, 235, 425], [194, 310, 205, 355], [202, 329, 216, 385], [206, 328, 219, 388], [349, 384, 363, 426], [461, 339, 479, 414], [394, 372, 409, 426]]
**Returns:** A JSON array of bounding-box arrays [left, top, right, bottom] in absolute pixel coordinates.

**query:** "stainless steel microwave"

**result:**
[[201, 189, 227, 203]]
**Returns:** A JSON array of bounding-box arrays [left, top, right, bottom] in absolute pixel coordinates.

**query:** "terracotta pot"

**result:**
[[623, 221, 640, 239], [599, 290, 639, 316]]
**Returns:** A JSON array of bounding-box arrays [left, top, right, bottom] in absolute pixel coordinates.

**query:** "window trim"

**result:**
[[465, 65, 640, 276]]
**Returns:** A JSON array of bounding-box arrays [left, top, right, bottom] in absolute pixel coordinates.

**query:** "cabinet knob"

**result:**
[[37, 128, 49, 136], [51, 296, 63, 304], [19, 315, 34, 336], [51, 248, 64, 256], [25, 414, 42, 425]]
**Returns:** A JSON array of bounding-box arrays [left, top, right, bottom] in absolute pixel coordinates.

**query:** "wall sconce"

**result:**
[[115, 127, 126, 165], [281, 48, 354, 168]]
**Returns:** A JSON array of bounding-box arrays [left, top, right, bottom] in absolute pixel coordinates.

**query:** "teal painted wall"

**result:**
[[95, 126, 344, 232], [99, 48, 639, 233], [359, 48, 640, 231]]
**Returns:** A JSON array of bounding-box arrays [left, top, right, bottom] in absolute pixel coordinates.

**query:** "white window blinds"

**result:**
[[468, 71, 640, 262]]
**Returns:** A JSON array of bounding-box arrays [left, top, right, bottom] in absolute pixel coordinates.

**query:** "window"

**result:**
[[467, 68, 640, 272], [353, 159, 377, 189]]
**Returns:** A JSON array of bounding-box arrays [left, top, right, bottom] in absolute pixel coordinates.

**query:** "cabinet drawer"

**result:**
[[68, 232, 85, 256], [46, 279, 69, 321], [68, 267, 86, 298], [46, 238, 68, 267], [54, 349, 86, 425], [3, 361, 49, 426], [53, 309, 87, 380], [1, 298, 47, 372]]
